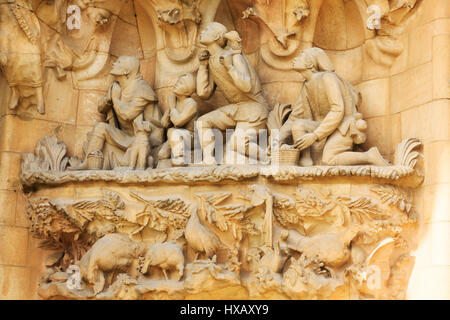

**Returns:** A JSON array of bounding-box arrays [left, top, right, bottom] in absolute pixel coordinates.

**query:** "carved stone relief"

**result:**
[[26, 177, 421, 300], [0, 0, 429, 300]]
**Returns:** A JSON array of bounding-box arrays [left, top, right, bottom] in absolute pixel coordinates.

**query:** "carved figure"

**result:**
[[241, 0, 312, 70], [76, 233, 145, 294], [185, 209, 221, 260], [196, 22, 270, 165], [159, 73, 198, 167], [139, 241, 185, 281], [256, 241, 286, 274], [121, 116, 152, 170], [286, 47, 389, 166], [71, 56, 163, 170], [365, 0, 419, 67], [43, 0, 126, 89], [284, 225, 359, 267], [0, 0, 45, 113]]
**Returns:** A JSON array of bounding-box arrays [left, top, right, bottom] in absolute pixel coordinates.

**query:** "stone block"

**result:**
[[390, 62, 433, 114], [326, 47, 363, 85], [0, 116, 76, 154], [110, 19, 143, 59], [0, 225, 28, 266], [0, 266, 30, 300], [0, 190, 17, 226], [423, 141, 450, 186], [362, 116, 392, 157], [0, 152, 21, 191], [432, 34, 450, 100], [357, 78, 390, 118], [76, 90, 106, 127], [408, 23, 433, 68]]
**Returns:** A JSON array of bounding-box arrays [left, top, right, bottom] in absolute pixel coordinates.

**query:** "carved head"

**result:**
[[173, 73, 196, 97], [199, 22, 227, 47], [224, 31, 242, 51], [292, 47, 335, 73], [111, 56, 140, 77]]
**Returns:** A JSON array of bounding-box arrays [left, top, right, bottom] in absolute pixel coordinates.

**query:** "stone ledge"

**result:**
[[20, 165, 424, 189]]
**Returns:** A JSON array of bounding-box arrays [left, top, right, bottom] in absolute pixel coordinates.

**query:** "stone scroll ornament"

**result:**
[[364, 0, 421, 67], [19, 22, 425, 300], [40, 0, 127, 90], [240, 0, 312, 70]]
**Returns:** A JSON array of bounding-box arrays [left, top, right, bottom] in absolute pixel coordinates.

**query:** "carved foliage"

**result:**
[[194, 191, 258, 242], [22, 136, 69, 172], [371, 185, 413, 213], [273, 187, 387, 228], [131, 191, 192, 240]]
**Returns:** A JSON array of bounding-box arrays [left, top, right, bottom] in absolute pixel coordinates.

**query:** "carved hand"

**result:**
[[161, 110, 171, 128], [219, 54, 233, 69], [111, 82, 121, 101], [198, 50, 210, 66], [294, 133, 318, 150]]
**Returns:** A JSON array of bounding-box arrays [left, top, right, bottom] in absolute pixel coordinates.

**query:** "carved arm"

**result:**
[[312, 73, 345, 141]]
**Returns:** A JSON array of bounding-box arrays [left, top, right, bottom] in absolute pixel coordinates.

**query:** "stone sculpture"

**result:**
[[195, 22, 271, 165], [42, 0, 126, 89], [70, 56, 163, 170], [5, 0, 430, 302], [273, 47, 390, 166], [159, 73, 198, 167], [77, 233, 145, 294], [139, 241, 185, 281], [0, 0, 45, 113]]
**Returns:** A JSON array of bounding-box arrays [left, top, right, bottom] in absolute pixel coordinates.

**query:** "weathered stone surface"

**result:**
[[0, 0, 447, 301]]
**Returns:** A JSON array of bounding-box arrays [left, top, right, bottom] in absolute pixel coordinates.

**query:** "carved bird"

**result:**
[[285, 225, 360, 268], [185, 208, 221, 260]]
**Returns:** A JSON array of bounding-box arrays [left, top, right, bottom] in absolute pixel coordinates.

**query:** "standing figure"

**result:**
[[196, 22, 270, 165], [159, 73, 198, 167], [71, 56, 163, 170], [289, 47, 389, 166], [0, 0, 45, 113]]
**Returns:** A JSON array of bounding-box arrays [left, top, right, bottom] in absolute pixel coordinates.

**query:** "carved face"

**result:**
[[199, 22, 226, 45], [111, 58, 129, 76], [173, 74, 195, 96], [292, 53, 312, 72], [110, 56, 139, 76]]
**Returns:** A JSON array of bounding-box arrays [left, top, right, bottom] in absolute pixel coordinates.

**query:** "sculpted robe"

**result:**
[[94, 74, 163, 169]]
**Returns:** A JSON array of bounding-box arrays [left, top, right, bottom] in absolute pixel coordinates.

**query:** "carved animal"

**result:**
[[76, 233, 145, 294], [139, 242, 184, 281], [185, 209, 221, 260], [256, 241, 286, 273], [285, 226, 359, 268]]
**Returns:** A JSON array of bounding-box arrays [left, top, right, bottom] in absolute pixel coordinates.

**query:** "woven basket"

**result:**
[[272, 149, 300, 165], [87, 151, 104, 170]]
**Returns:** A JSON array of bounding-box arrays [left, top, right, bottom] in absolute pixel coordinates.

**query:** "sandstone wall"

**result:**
[[0, 0, 448, 299]]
